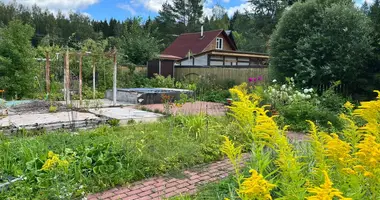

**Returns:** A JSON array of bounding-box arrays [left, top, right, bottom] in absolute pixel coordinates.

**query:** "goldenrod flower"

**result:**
[[353, 165, 365, 172], [323, 134, 352, 166], [238, 169, 276, 200], [307, 171, 351, 200], [342, 168, 356, 175], [364, 171, 374, 177], [355, 135, 380, 169], [344, 101, 354, 110]]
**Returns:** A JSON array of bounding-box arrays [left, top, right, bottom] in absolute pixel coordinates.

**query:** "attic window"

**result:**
[[216, 37, 223, 50]]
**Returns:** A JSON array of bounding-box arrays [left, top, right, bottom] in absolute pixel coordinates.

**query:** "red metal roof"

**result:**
[[162, 29, 231, 58]]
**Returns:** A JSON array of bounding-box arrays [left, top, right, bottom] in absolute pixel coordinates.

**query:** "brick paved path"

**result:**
[[137, 101, 227, 116], [87, 155, 249, 200]]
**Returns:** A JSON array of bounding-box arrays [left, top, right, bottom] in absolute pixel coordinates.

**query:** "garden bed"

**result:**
[[0, 116, 225, 199]]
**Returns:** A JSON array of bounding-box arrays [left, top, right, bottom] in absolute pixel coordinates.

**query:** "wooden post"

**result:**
[[113, 48, 117, 106], [45, 52, 50, 94], [64, 50, 70, 105], [93, 57, 96, 100], [79, 53, 83, 105]]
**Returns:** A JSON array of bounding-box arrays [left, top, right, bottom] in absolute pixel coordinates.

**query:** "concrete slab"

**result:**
[[57, 99, 135, 109], [89, 107, 163, 124], [3, 111, 99, 127]]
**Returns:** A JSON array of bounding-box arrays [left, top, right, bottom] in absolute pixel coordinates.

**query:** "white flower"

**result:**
[[306, 95, 311, 99], [281, 85, 286, 90], [309, 88, 314, 92], [290, 77, 294, 82], [304, 88, 309, 94], [302, 80, 306, 84], [272, 79, 277, 83]]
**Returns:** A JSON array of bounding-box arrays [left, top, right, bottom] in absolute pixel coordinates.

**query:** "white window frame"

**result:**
[[216, 37, 223, 50]]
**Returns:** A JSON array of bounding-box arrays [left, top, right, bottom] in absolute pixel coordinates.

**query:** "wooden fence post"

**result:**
[[93, 57, 96, 100], [113, 48, 117, 106], [45, 52, 50, 94], [64, 50, 70, 105], [79, 53, 83, 105]]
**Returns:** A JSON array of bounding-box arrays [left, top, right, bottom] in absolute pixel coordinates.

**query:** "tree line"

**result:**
[[0, 0, 380, 99]]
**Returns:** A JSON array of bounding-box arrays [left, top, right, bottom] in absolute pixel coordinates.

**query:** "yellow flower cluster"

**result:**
[[323, 133, 352, 166], [224, 85, 380, 199], [307, 171, 351, 200], [354, 135, 380, 177], [220, 136, 242, 173], [41, 151, 69, 171], [238, 169, 276, 200], [353, 90, 380, 136], [343, 101, 354, 110]]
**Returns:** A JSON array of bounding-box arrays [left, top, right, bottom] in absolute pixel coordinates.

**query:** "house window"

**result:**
[[216, 38, 223, 50]]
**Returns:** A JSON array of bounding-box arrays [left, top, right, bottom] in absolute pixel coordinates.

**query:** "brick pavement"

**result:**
[[137, 101, 227, 116], [87, 154, 249, 200]]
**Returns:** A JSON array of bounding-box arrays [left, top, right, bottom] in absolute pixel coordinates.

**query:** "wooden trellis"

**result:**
[[44, 48, 118, 106]]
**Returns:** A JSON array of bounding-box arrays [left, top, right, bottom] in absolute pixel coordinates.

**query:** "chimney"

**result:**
[[201, 25, 204, 38]]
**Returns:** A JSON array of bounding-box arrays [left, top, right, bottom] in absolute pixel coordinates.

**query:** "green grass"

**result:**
[[0, 116, 225, 199], [169, 176, 237, 200]]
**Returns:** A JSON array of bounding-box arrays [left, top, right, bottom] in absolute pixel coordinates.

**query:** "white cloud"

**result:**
[[123, 0, 252, 19], [118, 3, 137, 16], [226, 3, 253, 16], [132, 0, 169, 12], [0, 0, 99, 11]]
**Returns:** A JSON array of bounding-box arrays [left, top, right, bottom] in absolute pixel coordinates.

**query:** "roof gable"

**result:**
[[162, 29, 237, 58]]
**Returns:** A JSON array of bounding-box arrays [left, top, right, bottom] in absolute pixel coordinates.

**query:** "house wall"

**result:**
[[179, 54, 208, 66], [203, 33, 234, 52]]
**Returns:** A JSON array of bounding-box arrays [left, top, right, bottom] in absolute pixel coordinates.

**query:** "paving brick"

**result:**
[[165, 181, 179, 188], [99, 192, 115, 199], [122, 195, 139, 200], [150, 191, 164, 198], [140, 185, 154, 192], [165, 191, 179, 198], [125, 189, 142, 196], [176, 182, 190, 189], [188, 178, 200, 184], [137, 196, 152, 200], [114, 188, 130, 195], [176, 187, 190, 194], [110, 193, 127, 200], [142, 180, 157, 186], [164, 186, 177, 193], [137, 190, 153, 197], [189, 174, 201, 180]]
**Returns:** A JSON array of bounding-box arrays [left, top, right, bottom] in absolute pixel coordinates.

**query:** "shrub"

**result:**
[[276, 100, 342, 132], [270, 0, 373, 93]]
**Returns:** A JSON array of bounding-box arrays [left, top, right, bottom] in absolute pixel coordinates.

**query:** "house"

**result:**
[[162, 29, 269, 67], [147, 29, 269, 80]]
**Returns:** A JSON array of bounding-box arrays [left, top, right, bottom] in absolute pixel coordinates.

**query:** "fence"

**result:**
[[316, 83, 348, 95], [174, 66, 269, 84], [119, 66, 147, 73]]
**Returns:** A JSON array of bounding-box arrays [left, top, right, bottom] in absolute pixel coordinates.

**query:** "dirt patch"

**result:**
[[9, 101, 71, 114]]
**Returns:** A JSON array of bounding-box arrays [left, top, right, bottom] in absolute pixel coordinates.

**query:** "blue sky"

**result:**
[[0, 0, 370, 21]]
